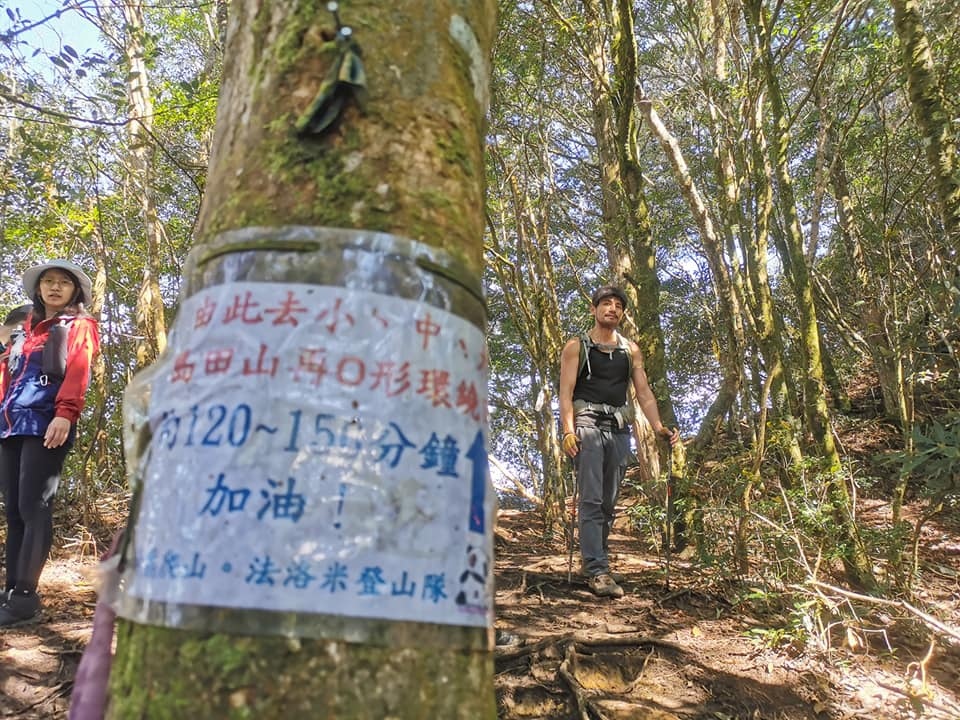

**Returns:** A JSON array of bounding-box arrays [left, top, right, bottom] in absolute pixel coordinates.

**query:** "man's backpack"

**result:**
[[576, 331, 633, 380]]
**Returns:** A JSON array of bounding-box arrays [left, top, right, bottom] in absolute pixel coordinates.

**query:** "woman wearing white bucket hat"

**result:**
[[0, 259, 100, 627]]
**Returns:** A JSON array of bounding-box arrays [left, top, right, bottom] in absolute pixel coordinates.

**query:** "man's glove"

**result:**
[[562, 432, 579, 456]]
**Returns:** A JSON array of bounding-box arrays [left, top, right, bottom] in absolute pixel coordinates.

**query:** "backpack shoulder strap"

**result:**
[[41, 316, 74, 381], [615, 332, 634, 376], [577, 333, 593, 377]]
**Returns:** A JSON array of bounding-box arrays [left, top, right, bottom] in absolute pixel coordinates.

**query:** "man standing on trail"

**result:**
[[559, 285, 678, 598]]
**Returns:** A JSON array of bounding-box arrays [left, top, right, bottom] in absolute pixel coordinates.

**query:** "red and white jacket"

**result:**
[[0, 313, 99, 439]]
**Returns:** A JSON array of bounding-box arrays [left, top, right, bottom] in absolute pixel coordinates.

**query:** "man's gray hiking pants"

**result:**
[[575, 423, 631, 577]]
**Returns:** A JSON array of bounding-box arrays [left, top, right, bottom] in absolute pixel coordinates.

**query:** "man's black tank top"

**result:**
[[573, 345, 630, 407]]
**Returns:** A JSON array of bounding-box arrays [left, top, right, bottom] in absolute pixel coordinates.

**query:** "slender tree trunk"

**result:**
[[122, 1, 168, 366], [827, 122, 912, 428], [700, 0, 803, 474], [617, 2, 677, 482], [109, 2, 497, 717], [76, 210, 111, 527], [744, 0, 839, 469], [486, 150, 566, 530], [637, 97, 743, 456], [742, 92, 804, 476]]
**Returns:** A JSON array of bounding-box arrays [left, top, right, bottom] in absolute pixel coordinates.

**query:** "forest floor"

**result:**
[[1, 487, 959, 718], [493, 503, 960, 719]]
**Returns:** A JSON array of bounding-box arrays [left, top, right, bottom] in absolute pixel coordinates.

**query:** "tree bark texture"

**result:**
[[745, 0, 873, 587], [108, 1, 498, 717], [194, 1, 492, 265], [890, 0, 960, 246]]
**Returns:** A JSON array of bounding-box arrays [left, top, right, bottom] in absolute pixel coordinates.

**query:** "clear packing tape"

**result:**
[[115, 226, 493, 650]]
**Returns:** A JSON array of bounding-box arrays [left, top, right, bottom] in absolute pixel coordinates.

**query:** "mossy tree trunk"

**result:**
[[697, 0, 803, 475], [107, 1, 497, 718], [636, 97, 743, 458], [890, 0, 960, 247], [741, 92, 803, 473], [744, 0, 840, 471], [745, 0, 873, 588], [582, 0, 676, 484]]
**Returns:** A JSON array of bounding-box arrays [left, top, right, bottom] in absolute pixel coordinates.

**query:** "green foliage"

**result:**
[[742, 592, 821, 652], [897, 416, 960, 503], [0, 3, 221, 526], [621, 481, 668, 546]]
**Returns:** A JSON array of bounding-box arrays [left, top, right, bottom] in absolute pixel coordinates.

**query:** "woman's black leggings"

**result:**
[[1, 435, 72, 593]]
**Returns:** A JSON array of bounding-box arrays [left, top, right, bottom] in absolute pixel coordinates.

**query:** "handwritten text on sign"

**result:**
[[127, 283, 493, 627]]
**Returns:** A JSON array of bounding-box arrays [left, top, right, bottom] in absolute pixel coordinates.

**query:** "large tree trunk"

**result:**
[[108, 2, 497, 717]]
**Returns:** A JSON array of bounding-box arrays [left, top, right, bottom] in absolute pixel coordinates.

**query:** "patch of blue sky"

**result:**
[[2, 0, 106, 86]]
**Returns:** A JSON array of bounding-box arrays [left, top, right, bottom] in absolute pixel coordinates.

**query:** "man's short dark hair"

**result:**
[[591, 285, 628, 308]]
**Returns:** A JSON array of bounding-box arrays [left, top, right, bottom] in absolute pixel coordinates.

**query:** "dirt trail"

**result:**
[[493, 508, 960, 720], [1, 508, 959, 719], [0, 561, 95, 718]]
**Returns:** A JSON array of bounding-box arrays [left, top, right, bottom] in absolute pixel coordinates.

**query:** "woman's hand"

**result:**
[[44, 417, 72, 448]]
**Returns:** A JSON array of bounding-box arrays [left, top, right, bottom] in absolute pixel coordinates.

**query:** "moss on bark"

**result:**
[[109, 623, 495, 719], [195, 1, 494, 271], [109, 1, 498, 716]]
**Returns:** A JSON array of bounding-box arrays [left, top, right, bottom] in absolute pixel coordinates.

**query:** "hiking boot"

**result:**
[[580, 563, 624, 584], [0, 590, 41, 628], [587, 573, 624, 599]]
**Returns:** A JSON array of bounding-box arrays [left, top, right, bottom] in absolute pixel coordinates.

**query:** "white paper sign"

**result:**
[[125, 282, 493, 628]]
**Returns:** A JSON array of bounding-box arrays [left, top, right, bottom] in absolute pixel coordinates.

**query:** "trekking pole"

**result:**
[[567, 462, 578, 584], [664, 442, 673, 591]]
